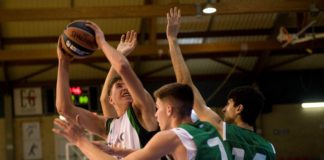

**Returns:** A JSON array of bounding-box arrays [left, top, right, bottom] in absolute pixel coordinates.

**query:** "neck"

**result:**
[[235, 119, 254, 131], [170, 116, 193, 129], [115, 105, 129, 117]]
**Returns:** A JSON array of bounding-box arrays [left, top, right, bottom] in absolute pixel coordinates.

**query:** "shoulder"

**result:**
[[154, 130, 179, 141], [224, 123, 276, 153], [145, 130, 181, 151]]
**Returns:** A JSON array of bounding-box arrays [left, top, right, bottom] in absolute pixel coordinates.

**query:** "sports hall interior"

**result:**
[[0, 0, 324, 159]]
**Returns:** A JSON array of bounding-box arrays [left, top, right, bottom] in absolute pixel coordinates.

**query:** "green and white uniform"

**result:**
[[106, 106, 157, 159], [223, 123, 276, 160], [171, 120, 231, 160]]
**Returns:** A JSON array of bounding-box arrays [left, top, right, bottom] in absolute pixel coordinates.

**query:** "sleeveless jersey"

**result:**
[[224, 122, 276, 160], [171, 128, 197, 160], [178, 120, 231, 160], [105, 106, 158, 159]]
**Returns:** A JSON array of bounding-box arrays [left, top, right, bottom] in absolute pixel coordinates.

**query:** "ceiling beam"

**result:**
[[4, 27, 324, 45], [1, 40, 324, 62], [251, 13, 290, 80], [265, 54, 309, 70], [212, 58, 250, 73], [0, 1, 322, 22], [13, 64, 57, 83]]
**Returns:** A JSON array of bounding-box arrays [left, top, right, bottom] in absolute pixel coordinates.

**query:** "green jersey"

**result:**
[[224, 123, 276, 160], [179, 120, 232, 160]]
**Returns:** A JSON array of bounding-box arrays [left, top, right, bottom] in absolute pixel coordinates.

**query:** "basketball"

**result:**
[[61, 20, 98, 59]]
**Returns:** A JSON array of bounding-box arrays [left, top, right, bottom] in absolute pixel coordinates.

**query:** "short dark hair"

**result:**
[[227, 86, 264, 126], [107, 76, 122, 96], [154, 83, 193, 119]]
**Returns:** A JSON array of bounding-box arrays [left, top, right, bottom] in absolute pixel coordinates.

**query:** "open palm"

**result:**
[[167, 7, 181, 39], [117, 30, 137, 56]]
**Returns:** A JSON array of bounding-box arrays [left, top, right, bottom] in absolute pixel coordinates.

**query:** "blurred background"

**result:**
[[0, 0, 324, 159]]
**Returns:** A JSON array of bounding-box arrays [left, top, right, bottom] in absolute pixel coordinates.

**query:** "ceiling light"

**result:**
[[301, 102, 324, 108], [203, 3, 216, 14]]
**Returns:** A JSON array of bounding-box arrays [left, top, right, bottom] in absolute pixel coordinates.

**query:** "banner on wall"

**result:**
[[14, 88, 43, 116], [22, 122, 42, 160]]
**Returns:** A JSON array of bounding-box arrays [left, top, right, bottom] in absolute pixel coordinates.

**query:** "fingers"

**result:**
[[132, 31, 137, 43], [129, 30, 136, 42], [168, 7, 180, 19], [123, 30, 137, 42], [75, 114, 82, 127], [177, 8, 181, 19], [120, 34, 125, 43], [85, 21, 101, 33], [54, 118, 70, 129], [52, 118, 70, 138], [167, 13, 170, 23], [169, 7, 173, 17], [125, 31, 130, 42], [173, 7, 177, 16], [57, 35, 63, 51], [52, 128, 67, 137], [57, 35, 61, 46], [85, 20, 96, 28]]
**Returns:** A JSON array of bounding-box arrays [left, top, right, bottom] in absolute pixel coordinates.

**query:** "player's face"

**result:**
[[110, 80, 133, 107], [155, 98, 170, 131], [222, 98, 237, 123]]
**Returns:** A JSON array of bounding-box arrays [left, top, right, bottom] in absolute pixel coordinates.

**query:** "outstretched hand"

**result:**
[[52, 115, 85, 145], [166, 7, 181, 39], [92, 141, 115, 154], [92, 141, 134, 157], [57, 35, 74, 62], [85, 21, 106, 49], [117, 30, 137, 56]]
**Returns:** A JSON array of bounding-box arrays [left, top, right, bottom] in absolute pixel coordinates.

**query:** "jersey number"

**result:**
[[232, 148, 266, 160], [207, 137, 228, 160]]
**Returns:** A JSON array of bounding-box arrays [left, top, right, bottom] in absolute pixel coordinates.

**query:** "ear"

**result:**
[[166, 104, 173, 116], [109, 96, 115, 105], [235, 104, 244, 114]]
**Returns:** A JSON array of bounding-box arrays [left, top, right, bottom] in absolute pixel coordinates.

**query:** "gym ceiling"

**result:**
[[0, 0, 323, 107]]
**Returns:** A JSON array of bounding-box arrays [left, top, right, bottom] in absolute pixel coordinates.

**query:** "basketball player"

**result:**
[[53, 83, 231, 160], [99, 31, 137, 118], [166, 7, 276, 159], [55, 29, 158, 159]]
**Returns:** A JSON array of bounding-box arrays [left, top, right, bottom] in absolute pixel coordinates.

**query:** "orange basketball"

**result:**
[[61, 20, 98, 59]]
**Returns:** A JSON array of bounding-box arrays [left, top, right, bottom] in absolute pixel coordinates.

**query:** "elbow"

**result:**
[[100, 97, 109, 105], [178, 78, 193, 86], [100, 94, 107, 102], [115, 59, 131, 75], [55, 102, 70, 116]]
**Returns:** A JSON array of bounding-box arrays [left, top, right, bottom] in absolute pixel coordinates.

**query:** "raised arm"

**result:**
[[86, 22, 157, 131], [166, 7, 224, 133], [100, 32, 137, 118], [56, 36, 107, 139], [100, 67, 118, 118]]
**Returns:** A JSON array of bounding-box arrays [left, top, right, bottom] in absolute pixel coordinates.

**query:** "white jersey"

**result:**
[[106, 106, 157, 159], [171, 128, 197, 160], [106, 111, 141, 149]]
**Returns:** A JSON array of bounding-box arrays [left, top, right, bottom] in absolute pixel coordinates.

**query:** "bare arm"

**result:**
[[100, 67, 118, 118], [56, 37, 107, 139], [100, 32, 138, 118], [166, 7, 224, 133], [53, 118, 178, 160], [124, 131, 179, 160], [53, 118, 117, 160], [92, 141, 138, 157], [87, 22, 157, 131]]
